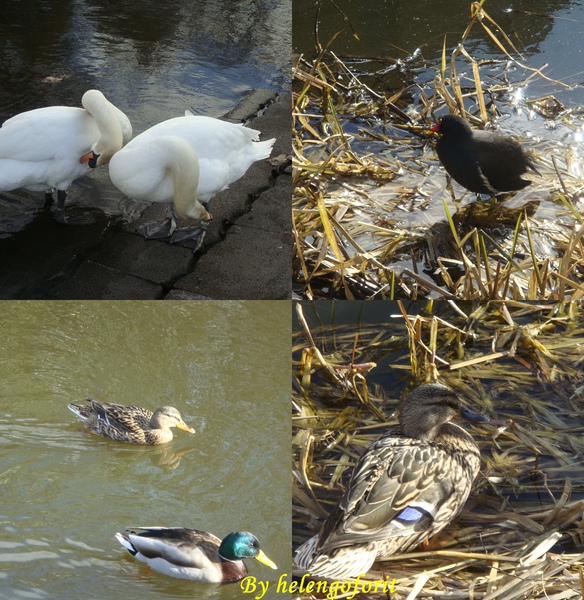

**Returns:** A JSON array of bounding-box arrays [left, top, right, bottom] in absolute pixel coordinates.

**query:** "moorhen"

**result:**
[[431, 114, 539, 194]]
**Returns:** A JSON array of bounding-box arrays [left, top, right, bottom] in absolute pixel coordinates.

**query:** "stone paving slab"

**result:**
[[48, 261, 163, 299], [172, 175, 291, 299], [88, 232, 194, 285], [0, 207, 114, 298]]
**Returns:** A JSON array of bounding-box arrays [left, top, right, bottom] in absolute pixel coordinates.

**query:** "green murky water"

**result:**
[[0, 301, 291, 600]]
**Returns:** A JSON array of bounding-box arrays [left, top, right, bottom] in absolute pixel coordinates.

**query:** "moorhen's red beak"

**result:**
[[430, 121, 441, 134]]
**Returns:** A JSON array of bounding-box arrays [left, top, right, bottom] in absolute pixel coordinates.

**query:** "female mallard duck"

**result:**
[[68, 397, 195, 445], [115, 528, 277, 582], [294, 382, 489, 579]]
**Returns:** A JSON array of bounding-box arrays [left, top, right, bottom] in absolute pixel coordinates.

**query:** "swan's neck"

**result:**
[[81, 90, 126, 166], [162, 137, 209, 222]]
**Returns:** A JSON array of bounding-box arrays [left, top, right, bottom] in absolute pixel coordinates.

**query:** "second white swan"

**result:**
[[108, 111, 275, 249]]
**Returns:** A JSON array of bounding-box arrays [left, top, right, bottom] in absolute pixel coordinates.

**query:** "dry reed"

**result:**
[[293, 300, 584, 599], [293, 2, 584, 301]]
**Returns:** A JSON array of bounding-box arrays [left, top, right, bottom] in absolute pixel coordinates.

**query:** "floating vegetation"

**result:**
[[293, 2, 584, 300], [293, 300, 584, 599]]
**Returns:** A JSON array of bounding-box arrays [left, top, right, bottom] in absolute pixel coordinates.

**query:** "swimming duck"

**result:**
[[68, 397, 195, 445], [108, 112, 275, 250], [115, 528, 277, 582], [294, 382, 488, 579], [0, 90, 132, 223]]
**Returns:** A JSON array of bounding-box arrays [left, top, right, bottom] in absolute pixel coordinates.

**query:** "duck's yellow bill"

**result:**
[[255, 549, 277, 570], [177, 421, 195, 433]]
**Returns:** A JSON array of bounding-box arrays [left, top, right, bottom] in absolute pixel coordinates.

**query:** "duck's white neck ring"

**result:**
[[218, 552, 238, 563]]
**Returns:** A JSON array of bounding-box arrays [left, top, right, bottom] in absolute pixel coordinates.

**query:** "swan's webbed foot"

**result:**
[[169, 226, 207, 252], [169, 215, 212, 252], [137, 217, 177, 239]]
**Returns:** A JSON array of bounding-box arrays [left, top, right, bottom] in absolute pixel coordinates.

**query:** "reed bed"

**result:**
[[292, 300, 584, 599], [293, 2, 584, 301]]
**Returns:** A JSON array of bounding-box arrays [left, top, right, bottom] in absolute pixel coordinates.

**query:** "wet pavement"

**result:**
[[0, 91, 291, 300]]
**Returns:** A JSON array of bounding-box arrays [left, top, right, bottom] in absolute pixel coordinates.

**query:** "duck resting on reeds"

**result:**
[[68, 397, 195, 445], [294, 382, 489, 579]]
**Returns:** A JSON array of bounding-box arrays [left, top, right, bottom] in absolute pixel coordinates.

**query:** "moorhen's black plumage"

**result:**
[[431, 114, 539, 194]]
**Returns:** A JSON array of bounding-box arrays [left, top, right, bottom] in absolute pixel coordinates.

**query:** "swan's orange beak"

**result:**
[[80, 151, 99, 167]]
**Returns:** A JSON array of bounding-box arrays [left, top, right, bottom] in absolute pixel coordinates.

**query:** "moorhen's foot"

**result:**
[[169, 226, 207, 252], [137, 217, 176, 239]]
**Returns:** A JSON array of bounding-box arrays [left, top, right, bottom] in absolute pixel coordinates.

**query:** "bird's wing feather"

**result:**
[[125, 528, 220, 569], [0, 107, 97, 161], [318, 436, 461, 551], [89, 399, 152, 431]]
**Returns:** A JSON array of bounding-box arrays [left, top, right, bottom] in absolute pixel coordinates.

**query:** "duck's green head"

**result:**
[[219, 532, 277, 569]]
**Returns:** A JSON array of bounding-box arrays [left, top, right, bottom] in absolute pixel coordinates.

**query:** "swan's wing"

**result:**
[[0, 106, 98, 161]]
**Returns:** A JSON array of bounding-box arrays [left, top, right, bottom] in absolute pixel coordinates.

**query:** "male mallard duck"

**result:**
[[294, 382, 489, 579], [115, 528, 277, 583], [68, 397, 195, 445]]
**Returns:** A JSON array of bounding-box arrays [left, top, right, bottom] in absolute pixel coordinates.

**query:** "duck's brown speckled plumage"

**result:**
[[68, 397, 194, 445], [295, 382, 488, 579]]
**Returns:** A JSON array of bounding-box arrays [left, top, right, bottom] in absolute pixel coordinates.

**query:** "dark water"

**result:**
[[293, 0, 584, 103], [1, 0, 291, 121], [0, 0, 291, 233]]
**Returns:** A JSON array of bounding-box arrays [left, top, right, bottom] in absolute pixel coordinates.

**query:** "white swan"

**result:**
[[108, 112, 275, 249], [0, 90, 132, 223]]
